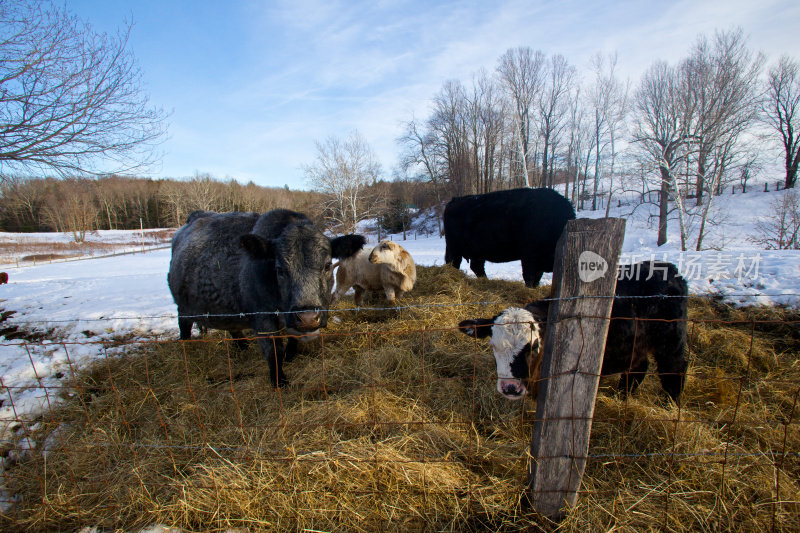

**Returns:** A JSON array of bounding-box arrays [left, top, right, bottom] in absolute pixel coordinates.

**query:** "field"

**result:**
[[0, 230, 174, 266], [0, 264, 798, 532], [0, 188, 799, 531]]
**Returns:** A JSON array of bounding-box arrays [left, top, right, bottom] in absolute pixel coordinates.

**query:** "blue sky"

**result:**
[[67, 0, 800, 189]]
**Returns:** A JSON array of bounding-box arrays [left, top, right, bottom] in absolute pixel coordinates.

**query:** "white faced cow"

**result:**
[[459, 307, 543, 400], [460, 261, 689, 403]]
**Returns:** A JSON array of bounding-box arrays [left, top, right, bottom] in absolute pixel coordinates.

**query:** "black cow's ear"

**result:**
[[331, 234, 366, 259], [524, 300, 550, 321], [240, 234, 273, 259], [458, 318, 495, 338]]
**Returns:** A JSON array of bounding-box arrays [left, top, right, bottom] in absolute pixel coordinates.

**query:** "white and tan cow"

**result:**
[[332, 240, 416, 307]]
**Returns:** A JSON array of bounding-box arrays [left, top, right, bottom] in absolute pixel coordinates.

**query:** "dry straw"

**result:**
[[1, 266, 798, 532]]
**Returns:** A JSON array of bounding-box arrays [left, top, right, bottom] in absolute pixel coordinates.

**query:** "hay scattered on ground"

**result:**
[[2, 266, 798, 532]]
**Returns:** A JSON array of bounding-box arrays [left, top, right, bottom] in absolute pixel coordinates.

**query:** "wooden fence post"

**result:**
[[528, 217, 626, 520]]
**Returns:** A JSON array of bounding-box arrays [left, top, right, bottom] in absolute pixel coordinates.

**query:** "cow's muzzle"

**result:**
[[497, 378, 527, 400], [291, 308, 323, 331]]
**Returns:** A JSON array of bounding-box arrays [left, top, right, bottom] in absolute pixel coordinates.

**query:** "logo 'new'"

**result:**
[[578, 251, 608, 282]]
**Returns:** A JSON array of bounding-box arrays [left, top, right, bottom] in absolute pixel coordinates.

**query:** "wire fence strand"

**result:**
[[0, 302, 798, 531]]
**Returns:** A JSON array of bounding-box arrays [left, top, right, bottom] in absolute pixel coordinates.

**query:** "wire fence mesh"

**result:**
[[0, 299, 798, 531]]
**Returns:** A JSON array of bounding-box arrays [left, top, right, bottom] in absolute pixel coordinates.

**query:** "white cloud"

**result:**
[[119, 0, 800, 187]]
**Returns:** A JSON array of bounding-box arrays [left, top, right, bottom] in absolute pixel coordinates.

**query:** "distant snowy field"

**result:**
[[0, 228, 173, 265], [0, 185, 798, 506]]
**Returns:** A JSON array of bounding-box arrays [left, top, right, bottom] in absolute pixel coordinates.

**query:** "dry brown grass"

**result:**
[[1, 266, 798, 532]]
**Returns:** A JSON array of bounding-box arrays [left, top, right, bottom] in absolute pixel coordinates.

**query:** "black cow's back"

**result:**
[[168, 211, 262, 330], [443, 187, 575, 286]]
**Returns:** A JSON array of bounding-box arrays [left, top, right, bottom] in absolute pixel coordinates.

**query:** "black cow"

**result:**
[[168, 209, 365, 387], [443, 187, 575, 287], [459, 261, 689, 402]]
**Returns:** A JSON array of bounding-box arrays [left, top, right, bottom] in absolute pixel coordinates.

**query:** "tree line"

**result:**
[[0, 173, 441, 241], [0, 175, 324, 238], [393, 28, 800, 250]]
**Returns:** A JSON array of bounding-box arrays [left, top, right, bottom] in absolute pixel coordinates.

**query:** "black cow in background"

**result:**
[[443, 187, 575, 287], [460, 261, 689, 403], [168, 209, 365, 387]]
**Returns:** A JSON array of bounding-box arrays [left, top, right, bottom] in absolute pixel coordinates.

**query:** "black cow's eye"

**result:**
[[324, 261, 333, 272]]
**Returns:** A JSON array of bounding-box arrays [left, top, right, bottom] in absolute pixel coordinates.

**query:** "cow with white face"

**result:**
[[459, 261, 690, 403], [458, 307, 542, 400]]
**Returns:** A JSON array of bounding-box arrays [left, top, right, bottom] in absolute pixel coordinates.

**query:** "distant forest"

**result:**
[[0, 174, 440, 238]]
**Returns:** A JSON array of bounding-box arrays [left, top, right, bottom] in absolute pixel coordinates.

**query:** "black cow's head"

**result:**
[[459, 307, 542, 400], [241, 226, 365, 334]]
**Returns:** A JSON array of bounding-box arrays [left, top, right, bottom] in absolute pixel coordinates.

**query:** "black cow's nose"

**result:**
[[294, 310, 321, 330]]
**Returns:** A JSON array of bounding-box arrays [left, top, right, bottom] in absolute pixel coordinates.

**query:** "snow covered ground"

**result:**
[[0, 185, 798, 508], [0, 228, 173, 266]]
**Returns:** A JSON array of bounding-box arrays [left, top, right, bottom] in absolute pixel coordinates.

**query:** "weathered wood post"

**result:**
[[528, 217, 626, 520]]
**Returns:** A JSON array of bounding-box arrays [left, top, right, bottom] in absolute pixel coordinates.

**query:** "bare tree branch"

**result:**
[[762, 55, 800, 189], [496, 47, 546, 187], [303, 130, 382, 233], [0, 0, 169, 180]]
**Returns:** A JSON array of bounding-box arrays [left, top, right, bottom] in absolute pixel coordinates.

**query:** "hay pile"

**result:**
[[2, 266, 798, 532]]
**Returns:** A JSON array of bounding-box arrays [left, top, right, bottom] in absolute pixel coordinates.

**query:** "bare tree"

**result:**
[[751, 189, 800, 249], [41, 178, 98, 241], [429, 80, 472, 195], [94, 175, 124, 229], [0, 176, 48, 229], [0, 0, 168, 180], [737, 151, 761, 193], [563, 85, 583, 203], [574, 91, 597, 211], [762, 55, 800, 189], [304, 130, 382, 233], [587, 53, 623, 212], [497, 47, 546, 187], [465, 70, 505, 194], [632, 61, 687, 247], [184, 173, 226, 213], [679, 29, 761, 249], [587, 53, 629, 216], [159, 180, 191, 228], [539, 54, 576, 189], [680, 30, 760, 199], [397, 117, 447, 234]]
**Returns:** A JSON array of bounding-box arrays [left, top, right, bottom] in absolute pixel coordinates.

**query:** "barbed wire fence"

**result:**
[[0, 217, 797, 530], [0, 295, 798, 530]]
